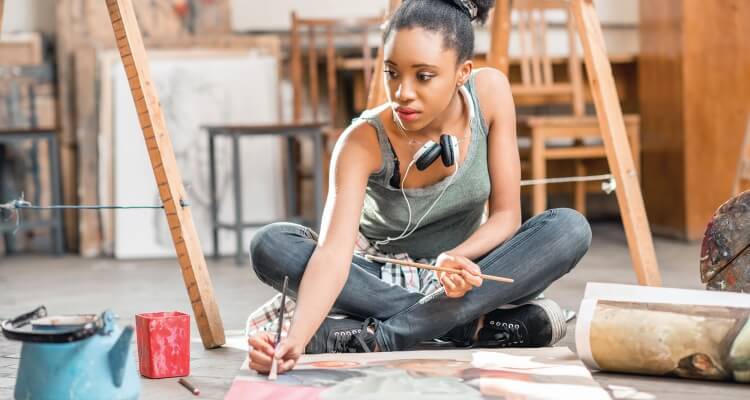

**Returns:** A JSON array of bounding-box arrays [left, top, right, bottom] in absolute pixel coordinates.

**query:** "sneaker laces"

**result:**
[[331, 328, 362, 353], [330, 318, 378, 353], [490, 320, 524, 345]]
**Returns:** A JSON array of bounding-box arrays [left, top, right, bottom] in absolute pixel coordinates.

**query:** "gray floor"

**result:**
[[1, 222, 748, 399]]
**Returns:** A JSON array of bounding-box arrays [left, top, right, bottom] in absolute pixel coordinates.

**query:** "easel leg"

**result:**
[[571, 0, 662, 286], [106, 0, 226, 348]]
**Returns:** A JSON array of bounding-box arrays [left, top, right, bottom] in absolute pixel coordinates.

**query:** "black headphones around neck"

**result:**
[[414, 134, 459, 171], [389, 134, 458, 188]]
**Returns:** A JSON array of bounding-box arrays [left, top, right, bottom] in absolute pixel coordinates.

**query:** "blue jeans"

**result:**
[[250, 208, 591, 351]]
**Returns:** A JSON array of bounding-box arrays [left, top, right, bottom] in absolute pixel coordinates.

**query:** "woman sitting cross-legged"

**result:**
[[246, 0, 591, 375]]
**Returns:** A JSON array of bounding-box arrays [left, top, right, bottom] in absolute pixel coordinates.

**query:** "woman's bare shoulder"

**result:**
[[472, 67, 513, 125], [333, 118, 382, 174]]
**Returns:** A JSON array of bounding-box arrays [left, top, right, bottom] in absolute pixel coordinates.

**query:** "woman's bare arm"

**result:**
[[448, 68, 522, 260], [285, 123, 381, 346]]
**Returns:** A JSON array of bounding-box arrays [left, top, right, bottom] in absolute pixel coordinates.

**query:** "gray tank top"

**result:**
[[356, 71, 491, 259]]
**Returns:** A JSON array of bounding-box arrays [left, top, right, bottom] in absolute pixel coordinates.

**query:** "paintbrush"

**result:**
[[364, 254, 514, 284], [268, 275, 289, 381]]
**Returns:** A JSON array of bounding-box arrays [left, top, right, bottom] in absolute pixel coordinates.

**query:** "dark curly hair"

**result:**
[[383, 0, 496, 63]]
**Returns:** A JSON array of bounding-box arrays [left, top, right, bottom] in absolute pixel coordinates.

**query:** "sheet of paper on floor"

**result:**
[[226, 347, 611, 400]]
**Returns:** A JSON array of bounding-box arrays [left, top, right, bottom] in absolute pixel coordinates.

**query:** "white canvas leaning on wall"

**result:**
[[110, 51, 284, 259]]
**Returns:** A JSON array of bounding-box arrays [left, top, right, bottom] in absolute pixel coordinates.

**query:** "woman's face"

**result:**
[[383, 27, 468, 132]]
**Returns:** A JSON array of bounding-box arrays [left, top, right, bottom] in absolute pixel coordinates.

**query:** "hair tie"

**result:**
[[457, 0, 478, 20]]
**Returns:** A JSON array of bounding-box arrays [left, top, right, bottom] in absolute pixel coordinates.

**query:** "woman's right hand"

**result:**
[[247, 332, 305, 375]]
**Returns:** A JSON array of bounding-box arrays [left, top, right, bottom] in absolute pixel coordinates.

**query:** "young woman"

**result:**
[[247, 0, 591, 374]]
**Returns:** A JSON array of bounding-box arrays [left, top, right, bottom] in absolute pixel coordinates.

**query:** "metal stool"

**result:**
[[0, 129, 64, 254], [205, 123, 325, 265]]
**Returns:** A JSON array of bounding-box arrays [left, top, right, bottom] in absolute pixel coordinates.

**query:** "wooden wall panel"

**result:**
[[639, 0, 686, 238], [683, 0, 750, 238], [640, 0, 750, 240]]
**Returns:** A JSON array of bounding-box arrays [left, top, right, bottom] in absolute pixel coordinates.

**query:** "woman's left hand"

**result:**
[[435, 253, 483, 298]]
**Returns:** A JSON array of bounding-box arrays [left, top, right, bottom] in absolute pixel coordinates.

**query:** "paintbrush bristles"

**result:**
[[364, 254, 514, 284]]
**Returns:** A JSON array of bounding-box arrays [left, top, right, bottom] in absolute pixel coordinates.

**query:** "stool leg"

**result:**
[[312, 131, 324, 231], [574, 160, 587, 217], [531, 130, 547, 215], [285, 137, 297, 219], [209, 132, 219, 259], [232, 134, 244, 265], [49, 134, 64, 255]]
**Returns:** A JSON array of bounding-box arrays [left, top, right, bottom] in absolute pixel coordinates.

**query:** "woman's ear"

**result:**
[[457, 60, 473, 86]]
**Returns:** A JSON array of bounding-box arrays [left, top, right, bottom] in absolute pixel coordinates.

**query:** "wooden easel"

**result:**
[[368, 0, 662, 286], [104, 0, 225, 348], [0, 4, 225, 346]]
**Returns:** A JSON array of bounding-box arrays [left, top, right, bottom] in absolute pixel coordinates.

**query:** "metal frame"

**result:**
[[206, 123, 326, 265]]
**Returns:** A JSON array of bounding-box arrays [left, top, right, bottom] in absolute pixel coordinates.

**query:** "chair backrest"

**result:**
[[511, 0, 585, 116], [290, 13, 383, 128]]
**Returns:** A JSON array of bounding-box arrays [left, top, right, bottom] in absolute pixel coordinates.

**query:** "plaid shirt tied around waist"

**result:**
[[245, 232, 442, 337]]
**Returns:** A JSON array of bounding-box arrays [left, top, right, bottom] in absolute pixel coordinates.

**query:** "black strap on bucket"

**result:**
[[1, 306, 103, 343]]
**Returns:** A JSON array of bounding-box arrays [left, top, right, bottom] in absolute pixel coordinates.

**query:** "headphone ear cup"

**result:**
[[415, 141, 442, 171], [440, 134, 458, 167]]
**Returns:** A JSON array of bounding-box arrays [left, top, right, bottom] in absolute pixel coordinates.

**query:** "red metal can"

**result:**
[[135, 311, 190, 378]]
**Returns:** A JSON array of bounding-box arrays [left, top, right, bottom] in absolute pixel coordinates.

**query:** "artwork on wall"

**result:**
[[100, 49, 284, 258]]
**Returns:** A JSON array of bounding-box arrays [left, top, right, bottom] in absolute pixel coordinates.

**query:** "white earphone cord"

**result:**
[[375, 159, 417, 245], [376, 86, 472, 247], [375, 158, 459, 246]]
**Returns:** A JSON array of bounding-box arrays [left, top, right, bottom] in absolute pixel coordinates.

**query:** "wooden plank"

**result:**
[[733, 114, 750, 196], [366, 0, 401, 108], [74, 47, 102, 257], [487, 0, 511, 74], [105, 0, 225, 348], [544, 146, 605, 159], [55, 0, 80, 252], [325, 26, 336, 126], [0, 33, 44, 65], [570, 0, 662, 286], [291, 12, 303, 122]]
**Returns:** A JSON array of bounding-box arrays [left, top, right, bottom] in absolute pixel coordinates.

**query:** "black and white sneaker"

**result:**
[[305, 317, 378, 354], [475, 299, 567, 348]]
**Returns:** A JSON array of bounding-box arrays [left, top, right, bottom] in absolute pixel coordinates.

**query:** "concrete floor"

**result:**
[[0, 222, 748, 399]]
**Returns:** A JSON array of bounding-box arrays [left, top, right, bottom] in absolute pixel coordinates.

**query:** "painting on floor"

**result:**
[[226, 347, 611, 400]]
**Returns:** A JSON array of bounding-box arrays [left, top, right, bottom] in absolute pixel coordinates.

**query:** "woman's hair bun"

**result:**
[[444, 0, 495, 24]]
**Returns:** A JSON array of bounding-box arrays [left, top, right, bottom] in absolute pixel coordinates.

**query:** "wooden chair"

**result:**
[[288, 13, 383, 202], [511, 0, 640, 216], [289, 13, 383, 138]]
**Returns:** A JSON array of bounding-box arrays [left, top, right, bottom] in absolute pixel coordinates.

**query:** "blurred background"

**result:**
[[0, 0, 747, 261]]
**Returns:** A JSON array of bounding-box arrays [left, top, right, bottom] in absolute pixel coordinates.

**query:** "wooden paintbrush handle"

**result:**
[[363, 255, 514, 284]]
